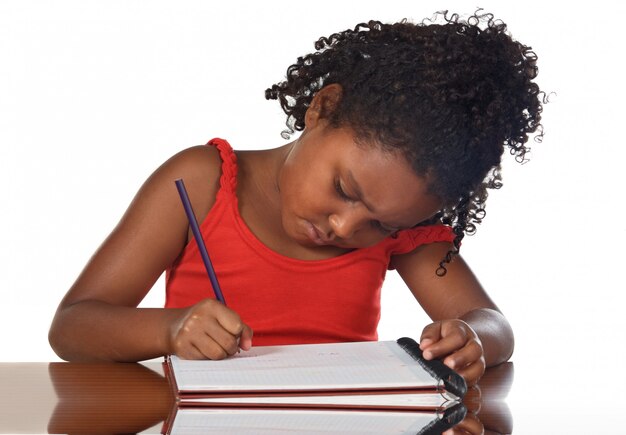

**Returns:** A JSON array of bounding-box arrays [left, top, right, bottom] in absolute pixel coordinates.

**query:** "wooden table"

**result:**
[[0, 361, 513, 434]]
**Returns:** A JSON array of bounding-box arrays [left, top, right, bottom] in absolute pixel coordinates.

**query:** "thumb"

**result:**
[[238, 325, 253, 351], [420, 321, 443, 350]]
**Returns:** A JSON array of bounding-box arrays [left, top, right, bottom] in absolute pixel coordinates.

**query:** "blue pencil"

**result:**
[[174, 178, 226, 305]]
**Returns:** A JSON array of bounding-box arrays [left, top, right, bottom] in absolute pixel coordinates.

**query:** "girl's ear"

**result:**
[[304, 84, 343, 129]]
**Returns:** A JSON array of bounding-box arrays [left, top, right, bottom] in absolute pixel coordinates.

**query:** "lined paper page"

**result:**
[[187, 391, 452, 409], [170, 340, 438, 391]]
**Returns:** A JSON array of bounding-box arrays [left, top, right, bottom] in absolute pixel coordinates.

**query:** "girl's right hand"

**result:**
[[168, 298, 253, 360]]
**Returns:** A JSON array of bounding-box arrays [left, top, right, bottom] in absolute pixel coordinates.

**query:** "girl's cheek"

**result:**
[[347, 231, 387, 249]]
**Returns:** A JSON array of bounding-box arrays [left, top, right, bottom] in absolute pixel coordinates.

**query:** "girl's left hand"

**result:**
[[419, 319, 485, 386]]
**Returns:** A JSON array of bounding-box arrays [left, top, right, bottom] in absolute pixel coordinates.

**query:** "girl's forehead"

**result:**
[[336, 133, 415, 184], [334, 137, 441, 224]]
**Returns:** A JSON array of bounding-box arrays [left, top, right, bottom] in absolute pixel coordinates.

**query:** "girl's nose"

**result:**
[[328, 212, 359, 240]]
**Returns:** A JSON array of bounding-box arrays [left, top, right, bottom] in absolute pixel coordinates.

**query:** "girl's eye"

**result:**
[[335, 178, 399, 235], [372, 220, 397, 235], [334, 179, 353, 201]]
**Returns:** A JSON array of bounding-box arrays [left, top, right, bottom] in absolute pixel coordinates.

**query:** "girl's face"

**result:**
[[278, 122, 443, 249]]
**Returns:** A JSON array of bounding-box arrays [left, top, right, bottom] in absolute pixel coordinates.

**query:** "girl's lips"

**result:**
[[304, 220, 330, 245]]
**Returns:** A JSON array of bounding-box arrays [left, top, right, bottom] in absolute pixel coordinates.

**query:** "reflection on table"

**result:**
[[47, 362, 173, 434], [0, 360, 513, 434], [462, 362, 513, 435]]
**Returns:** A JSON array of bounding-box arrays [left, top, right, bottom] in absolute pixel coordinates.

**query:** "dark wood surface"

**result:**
[[0, 360, 513, 434]]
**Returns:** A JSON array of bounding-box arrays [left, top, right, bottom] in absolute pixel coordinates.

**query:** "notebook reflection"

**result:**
[[165, 405, 466, 434], [46, 361, 512, 434]]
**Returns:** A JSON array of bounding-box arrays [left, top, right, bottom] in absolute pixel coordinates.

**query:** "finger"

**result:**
[[192, 332, 230, 360], [214, 306, 246, 337], [174, 341, 208, 360], [455, 359, 486, 387], [238, 325, 253, 351], [422, 332, 467, 360], [443, 340, 483, 370], [420, 322, 443, 349], [203, 318, 241, 356], [196, 299, 247, 355], [194, 298, 242, 336], [463, 386, 482, 414], [170, 327, 209, 360]]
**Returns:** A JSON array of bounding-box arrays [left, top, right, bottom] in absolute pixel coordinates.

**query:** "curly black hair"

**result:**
[[265, 10, 545, 275]]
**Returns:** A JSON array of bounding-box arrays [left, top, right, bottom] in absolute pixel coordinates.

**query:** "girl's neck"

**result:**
[[236, 143, 293, 210]]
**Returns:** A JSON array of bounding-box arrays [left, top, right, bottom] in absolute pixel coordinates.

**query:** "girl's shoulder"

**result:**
[[163, 144, 223, 181], [155, 144, 224, 224]]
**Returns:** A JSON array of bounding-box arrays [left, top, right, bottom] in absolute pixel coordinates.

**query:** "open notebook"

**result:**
[[165, 338, 466, 409], [163, 337, 467, 433]]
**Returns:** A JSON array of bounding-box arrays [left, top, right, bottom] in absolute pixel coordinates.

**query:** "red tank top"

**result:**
[[165, 138, 455, 346]]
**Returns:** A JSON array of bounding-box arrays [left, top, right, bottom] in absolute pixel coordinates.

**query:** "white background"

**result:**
[[1, 0, 625, 432]]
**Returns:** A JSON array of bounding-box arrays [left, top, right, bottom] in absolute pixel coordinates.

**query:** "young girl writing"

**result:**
[[49, 11, 543, 387]]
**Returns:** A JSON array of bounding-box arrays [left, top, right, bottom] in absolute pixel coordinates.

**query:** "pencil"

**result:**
[[174, 178, 226, 305]]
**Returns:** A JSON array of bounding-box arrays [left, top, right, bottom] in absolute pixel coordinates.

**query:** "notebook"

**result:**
[[164, 337, 466, 410]]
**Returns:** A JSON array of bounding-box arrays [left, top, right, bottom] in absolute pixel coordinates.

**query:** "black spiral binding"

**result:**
[[396, 337, 468, 399], [417, 403, 467, 435]]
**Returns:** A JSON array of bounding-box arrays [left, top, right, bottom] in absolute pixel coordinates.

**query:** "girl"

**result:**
[[49, 11, 543, 387]]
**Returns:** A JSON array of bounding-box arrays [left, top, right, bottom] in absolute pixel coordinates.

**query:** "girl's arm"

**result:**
[[48, 146, 252, 362], [391, 241, 514, 385]]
